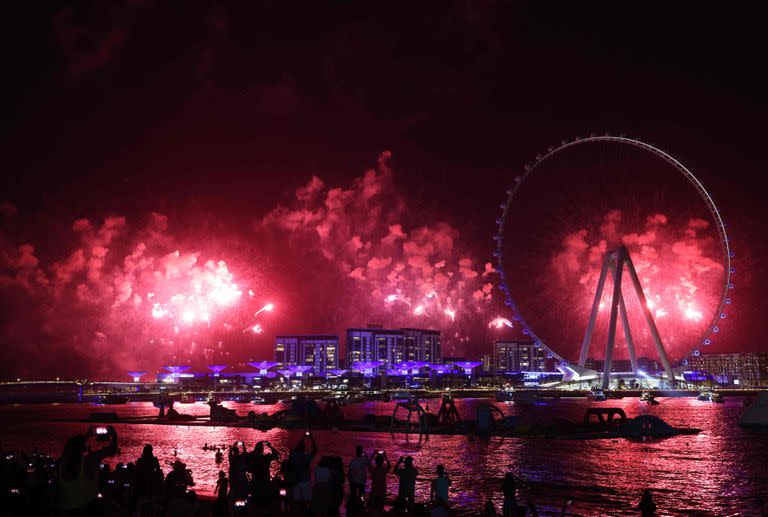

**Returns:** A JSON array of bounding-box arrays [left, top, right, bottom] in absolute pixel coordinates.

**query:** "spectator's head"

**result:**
[[60, 434, 86, 480], [483, 500, 496, 516], [437, 464, 445, 476], [356, 445, 363, 456], [295, 439, 306, 453], [255, 442, 264, 455], [404, 456, 414, 468], [218, 470, 226, 480], [369, 495, 384, 510], [142, 444, 153, 457], [375, 454, 384, 466]]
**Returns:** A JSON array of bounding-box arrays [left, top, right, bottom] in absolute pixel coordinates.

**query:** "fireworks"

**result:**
[[444, 308, 456, 321], [488, 317, 514, 329]]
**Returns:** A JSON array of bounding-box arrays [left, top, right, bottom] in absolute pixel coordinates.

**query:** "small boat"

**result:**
[[639, 391, 659, 405], [697, 389, 723, 403], [178, 394, 196, 404], [495, 388, 515, 402], [586, 389, 607, 402], [322, 392, 348, 403], [100, 395, 128, 405], [740, 393, 768, 427], [252, 395, 271, 404]]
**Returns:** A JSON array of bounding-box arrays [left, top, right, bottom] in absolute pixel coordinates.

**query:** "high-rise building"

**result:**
[[481, 354, 494, 373], [345, 327, 440, 369], [402, 328, 441, 363], [685, 352, 768, 387], [346, 327, 404, 368], [494, 340, 548, 372], [274, 335, 339, 376]]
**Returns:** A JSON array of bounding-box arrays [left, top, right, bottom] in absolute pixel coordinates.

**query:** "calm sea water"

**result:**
[[1, 396, 766, 515]]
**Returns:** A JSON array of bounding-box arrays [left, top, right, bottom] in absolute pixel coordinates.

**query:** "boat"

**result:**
[[586, 388, 607, 402], [639, 391, 659, 405], [252, 395, 269, 405], [178, 394, 196, 404], [322, 391, 348, 403], [697, 389, 723, 403], [495, 388, 515, 402], [740, 393, 768, 427], [100, 395, 128, 405]]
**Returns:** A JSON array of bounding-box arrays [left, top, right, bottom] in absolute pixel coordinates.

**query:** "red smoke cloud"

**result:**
[[0, 212, 265, 378], [537, 210, 725, 362], [257, 151, 499, 355], [0, 152, 501, 377]]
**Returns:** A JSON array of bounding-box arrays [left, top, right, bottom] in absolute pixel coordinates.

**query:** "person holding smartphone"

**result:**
[[288, 430, 317, 510], [347, 445, 368, 500], [58, 425, 118, 513], [368, 449, 391, 504], [247, 440, 280, 505], [394, 456, 418, 506]]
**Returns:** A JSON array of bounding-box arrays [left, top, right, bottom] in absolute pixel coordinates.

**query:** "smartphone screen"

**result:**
[[95, 427, 108, 435]]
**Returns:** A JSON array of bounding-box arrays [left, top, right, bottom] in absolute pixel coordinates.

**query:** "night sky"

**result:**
[[0, 3, 765, 378]]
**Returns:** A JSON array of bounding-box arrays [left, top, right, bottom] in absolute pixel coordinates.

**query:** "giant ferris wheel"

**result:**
[[494, 135, 733, 385]]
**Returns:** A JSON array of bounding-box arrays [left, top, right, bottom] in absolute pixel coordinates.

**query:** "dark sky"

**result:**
[[0, 2, 765, 376]]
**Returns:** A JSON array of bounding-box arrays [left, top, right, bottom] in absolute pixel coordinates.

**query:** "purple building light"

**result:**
[[352, 361, 384, 377], [394, 361, 427, 375], [127, 371, 147, 382], [428, 364, 453, 375], [327, 369, 348, 377], [248, 361, 280, 377], [163, 365, 191, 374], [453, 361, 482, 376], [285, 365, 313, 377], [161, 365, 192, 383], [208, 365, 227, 376]]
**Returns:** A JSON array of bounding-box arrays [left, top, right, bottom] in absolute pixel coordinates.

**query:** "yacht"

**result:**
[[639, 391, 659, 405], [586, 388, 607, 401], [697, 389, 723, 402]]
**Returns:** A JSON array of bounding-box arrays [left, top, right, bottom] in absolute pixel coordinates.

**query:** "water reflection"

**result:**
[[0, 397, 767, 514]]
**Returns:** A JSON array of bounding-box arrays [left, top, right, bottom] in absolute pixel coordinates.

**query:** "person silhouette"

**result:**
[[638, 489, 657, 516], [502, 473, 517, 517], [348, 445, 368, 501], [394, 456, 418, 506], [429, 465, 451, 505]]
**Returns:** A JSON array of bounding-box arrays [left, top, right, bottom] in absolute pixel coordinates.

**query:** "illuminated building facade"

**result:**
[[274, 335, 339, 376], [402, 328, 441, 363], [685, 352, 768, 387], [494, 340, 548, 372], [346, 327, 404, 368], [345, 327, 441, 369]]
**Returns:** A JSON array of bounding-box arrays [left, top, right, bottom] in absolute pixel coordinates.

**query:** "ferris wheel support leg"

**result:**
[[578, 256, 611, 368], [619, 292, 639, 375], [602, 250, 624, 390], [623, 251, 676, 387]]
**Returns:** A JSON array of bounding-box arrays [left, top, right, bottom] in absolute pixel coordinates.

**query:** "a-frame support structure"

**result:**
[[577, 246, 675, 389]]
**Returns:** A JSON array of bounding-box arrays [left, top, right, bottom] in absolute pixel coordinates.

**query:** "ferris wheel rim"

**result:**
[[495, 135, 732, 367]]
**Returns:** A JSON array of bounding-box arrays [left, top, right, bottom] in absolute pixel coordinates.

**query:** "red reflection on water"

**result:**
[[0, 398, 766, 514]]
